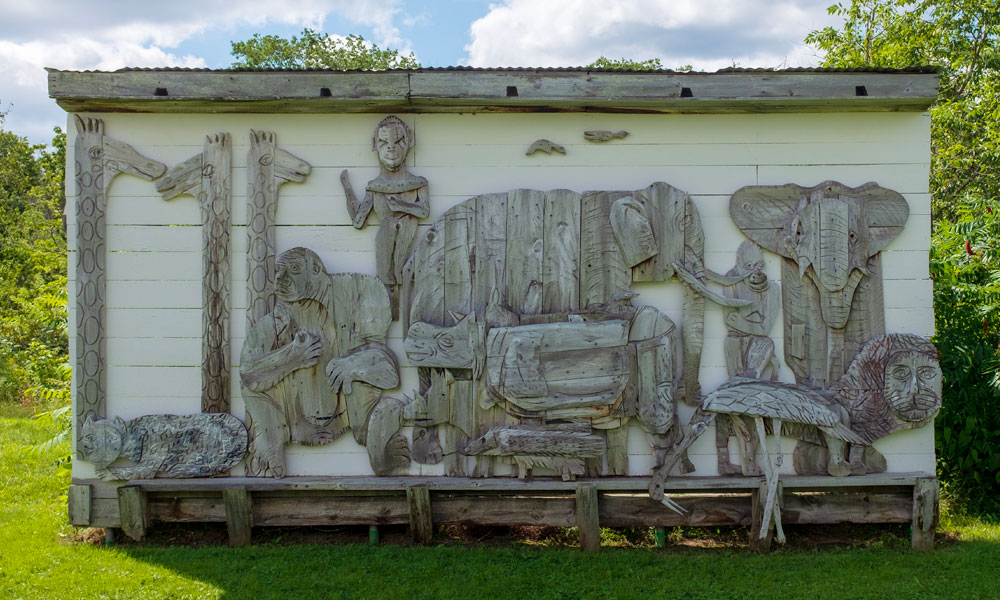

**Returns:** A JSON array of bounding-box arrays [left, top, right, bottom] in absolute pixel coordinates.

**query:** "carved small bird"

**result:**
[[584, 130, 629, 142], [526, 139, 566, 155]]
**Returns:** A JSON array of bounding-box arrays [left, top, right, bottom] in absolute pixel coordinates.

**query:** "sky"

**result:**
[[0, 0, 841, 145]]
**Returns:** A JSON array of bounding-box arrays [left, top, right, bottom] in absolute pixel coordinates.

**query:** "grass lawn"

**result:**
[[2, 404, 998, 600]]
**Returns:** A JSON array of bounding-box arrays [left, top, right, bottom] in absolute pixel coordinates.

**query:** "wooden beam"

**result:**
[[749, 481, 773, 554], [68, 484, 91, 526], [911, 477, 939, 551], [117, 486, 147, 541], [576, 483, 601, 552], [406, 485, 434, 544], [223, 488, 253, 547], [47, 69, 938, 114]]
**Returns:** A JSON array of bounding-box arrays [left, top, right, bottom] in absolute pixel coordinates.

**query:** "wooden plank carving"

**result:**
[[584, 130, 628, 142], [730, 181, 909, 388], [342, 116, 428, 318], [156, 133, 233, 413], [239, 247, 399, 477], [78, 413, 248, 480], [462, 423, 606, 481], [73, 117, 166, 449], [246, 130, 311, 327]]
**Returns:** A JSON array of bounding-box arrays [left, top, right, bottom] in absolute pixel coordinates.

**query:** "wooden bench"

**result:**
[[68, 473, 938, 552]]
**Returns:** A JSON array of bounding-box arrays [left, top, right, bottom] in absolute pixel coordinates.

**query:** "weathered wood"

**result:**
[[749, 481, 772, 553], [462, 424, 606, 481], [912, 477, 938, 551], [541, 189, 581, 312], [68, 484, 92, 525], [253, 496, 410, 526], [506, 189, 546, 315], [79, 413, 248, 480], [156, 133, 232, 413], [433, 494, 576, 526], [239, 248, 397, 476], [223, 487, 253, 546], [73, 117, 166, 452], [48, 69, 940, 114], [366, 396, 410, 476], [580, 191, 630, 307], [584, 130, 628, 142], [245, 130, 311, 328], [575, 483, 601, 551], [610, 196, 657, 267], [473, 192, 508, 319], [722, 241, 781, 380], [406, 485, 434, 544], [526, 139, 565, 155], [117, 486, 148, 541], [730, 181, 909, 388]]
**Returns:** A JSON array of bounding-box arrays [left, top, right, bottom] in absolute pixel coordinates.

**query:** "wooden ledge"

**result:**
[[79, 472, 929, 494]]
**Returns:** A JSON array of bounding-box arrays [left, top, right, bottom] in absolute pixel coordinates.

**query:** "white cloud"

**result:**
[[463, 0, 838, 69]]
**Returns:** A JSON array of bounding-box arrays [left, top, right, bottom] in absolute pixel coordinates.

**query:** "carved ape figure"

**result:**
[[730, 181, 909, 388], [239, 247, 400, 477], [341, 116, 429, 315], [79, 414, 247, 480]]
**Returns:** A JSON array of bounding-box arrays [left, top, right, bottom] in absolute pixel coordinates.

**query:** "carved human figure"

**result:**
[[341, 116, 429, 315], [239, 247, 400, 477]]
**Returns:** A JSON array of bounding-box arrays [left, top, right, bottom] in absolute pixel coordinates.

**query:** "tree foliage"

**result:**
[[231, 30, 419, 70], [586, 57, 694, 71], [0, 110, 68, 406], [808, 1, 1000, 514]]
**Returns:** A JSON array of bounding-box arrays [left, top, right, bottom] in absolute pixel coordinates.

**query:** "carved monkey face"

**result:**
[[275, 249, 324, 303], [885, 351, 942, 423], [79, 416, 125, 468], [375, 123, 410, 171]]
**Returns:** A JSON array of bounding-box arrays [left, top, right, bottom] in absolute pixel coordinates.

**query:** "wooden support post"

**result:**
[[749, 481, 772, 554], [117, 486, 147, 541], [912, 477, 939, 551], [369, 525, 380, 546], [68, 484, 91, 526], [654, 526, 666, 548], [223, 487, 253, 547], [406, 485, 433, 544], [104, 527, 118, 546], [576, 483, 601, 552]]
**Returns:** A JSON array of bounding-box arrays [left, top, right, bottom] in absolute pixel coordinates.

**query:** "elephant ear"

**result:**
[[729, 184, 806, 257], [854, 181, 910, 254]]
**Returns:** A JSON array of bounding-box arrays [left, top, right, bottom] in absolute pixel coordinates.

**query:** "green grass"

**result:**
[[2, 406, 999, 600]]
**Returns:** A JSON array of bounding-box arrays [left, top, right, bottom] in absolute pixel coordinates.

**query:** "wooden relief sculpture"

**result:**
[[79, 413, 247, 480], [650, 333, 942, 527], [400, 185, 701, 478], [341, 116, 428, 317], [526, 139, 566, 155], [584, 130, 628, 142], [246, 130, 312, 326], [156, 133, 233, 414], [73, 116, 166, 449], [730, 181, 909, 388], [239, 247, 400, 477]]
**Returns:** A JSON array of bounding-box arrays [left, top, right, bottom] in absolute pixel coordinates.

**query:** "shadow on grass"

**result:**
[[105, 521, 999, 600]]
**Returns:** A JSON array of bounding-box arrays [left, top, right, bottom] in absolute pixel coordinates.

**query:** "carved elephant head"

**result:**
[[729, 181, 909, 329]]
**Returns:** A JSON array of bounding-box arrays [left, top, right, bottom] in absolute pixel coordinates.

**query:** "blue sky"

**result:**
[[0, 0, 839, 145]]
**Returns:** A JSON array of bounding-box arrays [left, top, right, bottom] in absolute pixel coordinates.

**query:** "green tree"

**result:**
[[808, 1, 1000, 513], [231, 30, 419, 70], [586, 57, 693, 71], [0, 110, 68, 406]]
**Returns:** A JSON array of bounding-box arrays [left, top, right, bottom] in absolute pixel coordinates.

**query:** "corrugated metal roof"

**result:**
[[46, 65, 943, 75]]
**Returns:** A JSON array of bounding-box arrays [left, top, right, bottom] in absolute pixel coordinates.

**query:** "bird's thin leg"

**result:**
[[754, 416, 775, 540], [771, 419, 785, 544]]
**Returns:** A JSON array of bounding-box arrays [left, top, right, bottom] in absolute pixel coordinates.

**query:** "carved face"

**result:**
[[375, 123, 410, 171], [275, 248, 324, 303], [79, 416, 125, 468], [734, 240, 768, 290], [885, 351, 942, 422], [404, 315, 477, 368]]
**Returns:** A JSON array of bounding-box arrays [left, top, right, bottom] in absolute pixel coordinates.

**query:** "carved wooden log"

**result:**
[[73, 117, 166, 450], [156, 133, 233, 413], [245, 130, 311, 327]]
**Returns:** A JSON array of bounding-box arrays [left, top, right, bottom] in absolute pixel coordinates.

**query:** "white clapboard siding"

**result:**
[[68, 109, 936, 478]]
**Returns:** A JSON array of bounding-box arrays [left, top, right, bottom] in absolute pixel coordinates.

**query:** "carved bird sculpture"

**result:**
[[525, 139, 566, 156]]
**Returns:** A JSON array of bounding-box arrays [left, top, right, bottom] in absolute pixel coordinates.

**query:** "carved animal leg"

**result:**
[[648, 409, 716, 511], [823, 433, 852, 477], [367, 396, 410, 475], [242, 389, 288, 478], [681, 286, 704, 405], [732, 416, 762, 477], [770, 419, 785, 544], [344, 384, 382, 446], [754, 416, 780, 542], [715, 414, 743, 475]]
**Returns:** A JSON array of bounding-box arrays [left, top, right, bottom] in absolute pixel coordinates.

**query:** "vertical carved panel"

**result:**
[[541, 189, 581, 313], [156, 133, 232, 414], [73, 117, 166, 451], [580, 191, 629, 307]]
